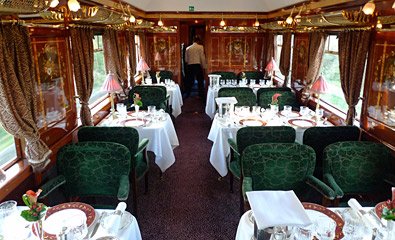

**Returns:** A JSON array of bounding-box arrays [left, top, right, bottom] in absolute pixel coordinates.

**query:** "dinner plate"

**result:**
[[34, 202, 95, 240], [121, 118, 147, 127], [279, 111, 301, 118], [239, 118, 267, 126], [288, 119, 316, 128], [302, 202, 344, 240], [127, 110, 147, 117]]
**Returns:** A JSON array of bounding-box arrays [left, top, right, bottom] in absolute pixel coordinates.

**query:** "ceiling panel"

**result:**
[[125, 0, 305, 12]]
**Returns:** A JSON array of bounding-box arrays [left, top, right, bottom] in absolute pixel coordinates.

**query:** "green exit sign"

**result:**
[[189, 6, 194, 12]]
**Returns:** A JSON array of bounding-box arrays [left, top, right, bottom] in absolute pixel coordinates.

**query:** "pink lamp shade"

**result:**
[[101, 72, 122, 93], [310, 75, 329, 94], [265, 57, 280, 72], [137, 58, 150, 72]]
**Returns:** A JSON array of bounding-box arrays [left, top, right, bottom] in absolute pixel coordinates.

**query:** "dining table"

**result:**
[[99, 110, 179, 173], [205, 84, 273, 119], [146, 82, 183, 118], [207, 108, 331, 177], [1, 205, 142, 240]]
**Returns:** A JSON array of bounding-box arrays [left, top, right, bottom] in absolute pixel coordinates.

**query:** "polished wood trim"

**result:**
[[0, 160, 31, 200]]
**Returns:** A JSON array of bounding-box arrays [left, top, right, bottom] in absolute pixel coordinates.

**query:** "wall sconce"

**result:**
[[158, 14, 163, 26], [220, 13, 226, 27], [49, 0, 59, 8], [254, 15, 260, 27], [376, 20, 382, 29], [393, 1, 395, 9], [362, 1, 375, 15], [68, 0, 80, 12]]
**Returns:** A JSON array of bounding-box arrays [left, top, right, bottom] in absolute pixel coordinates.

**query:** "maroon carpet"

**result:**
[[138, 96, 240, 239]]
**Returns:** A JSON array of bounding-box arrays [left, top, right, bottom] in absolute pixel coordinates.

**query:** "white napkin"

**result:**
[[215, 97, 238, 105], [246, 190, 312, 230], [105, 202, 127, 235]]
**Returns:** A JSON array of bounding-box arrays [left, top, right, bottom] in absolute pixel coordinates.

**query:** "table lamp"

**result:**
[[310, 74, 329, 114], [137, 58, 150, 84], [265, 57, 279, 86], [102, 71, 122, 118]]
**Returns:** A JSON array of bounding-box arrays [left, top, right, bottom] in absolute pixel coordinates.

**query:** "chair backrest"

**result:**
[[257, 88, 299, 110], [129, 85, 167, 110], [218, 87, 256, 106], [242, 143, 315, 191], [210, 71, 237, 80], [78, 126, 139, 161], [303, 126, 360, 176], [237, 71, 265, 84], [57, 141, 131, 199], [323, 141, 391, 194], [149, 70, 173, 83], [237, 126, 296, 155]]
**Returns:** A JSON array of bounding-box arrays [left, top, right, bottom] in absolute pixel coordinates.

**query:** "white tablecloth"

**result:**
[[101, 113, 179, 172], [207, 112, 329, 177], [3, 207, 142, 240], [205, 85, 271, 119], [166, 84, 183, 118]]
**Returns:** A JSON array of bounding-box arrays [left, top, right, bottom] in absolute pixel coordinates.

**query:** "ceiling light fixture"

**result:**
[[393, 1, 395, 9], [362, 1, 375, 15], [294, 4, 304, 23], [286, 6, 295, 25], [376, 20, 382, 29], [49, 0, 59, 8], [68, 0, 80, 12], [158, 14, 163, 26], [254, 15, 260, 27], [129, 15, 136, 23], [220, 13, 226, 27]]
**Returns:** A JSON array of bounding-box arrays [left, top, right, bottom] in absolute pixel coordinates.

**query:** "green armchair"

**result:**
[[218, 87, 256, 107], [149, 70, 173, 83], [303, 126, 360, 177], [39, 142, 131, 209], [323, 141, 395, 205], [257, 88, 300, 111], [127, 85, 169, 112], [241, 143, 336, 212], [77, 126, 149, 216]]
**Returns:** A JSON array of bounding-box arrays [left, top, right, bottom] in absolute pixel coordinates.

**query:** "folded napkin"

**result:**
[[215, 97, 238, 105], [246, 190, 312, 230]]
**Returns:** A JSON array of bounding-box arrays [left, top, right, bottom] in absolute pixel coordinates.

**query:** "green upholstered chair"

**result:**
[[77, 126, 149, 216], [303, 126, 360, 177], [241, 143, 336, 213], [210, 71, 237, 81], [227, 126, 296, 193], [39, 142, 131, 210], [323, 141, 395, 205], [127, 85, 169, 112], [149, 70, 173, 83], [237, 71, 265, 84], [218, 87, 256, 107], [257, 88, 300, 111]]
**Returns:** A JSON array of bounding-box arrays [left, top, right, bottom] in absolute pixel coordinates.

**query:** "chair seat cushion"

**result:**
[[229, 160, 241, 179], [135, 152, 148, 179]]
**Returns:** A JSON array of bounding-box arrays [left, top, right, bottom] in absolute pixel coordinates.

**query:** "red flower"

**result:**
[[271, 93, 282, 105]]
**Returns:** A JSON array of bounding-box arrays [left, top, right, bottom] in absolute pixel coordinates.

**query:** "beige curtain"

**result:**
[[305, 32, 326, 85], [0, 24, 51, 172], [125, 31, 137, 86], [103, 29, 128, 88], [280, 32, 292, 87], [70, 27, 94, 126], [339, 30, 371, 125], [261, 32, 275, 67]]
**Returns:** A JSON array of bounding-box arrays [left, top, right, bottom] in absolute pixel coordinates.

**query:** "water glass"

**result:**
[[0, 201, 18, 238], [252, 106, 261, 115], [283, 105, 292, 116], [148, 105, 156, 114], [315, 216, 336, 240], [259, 79, 265, 86], [116, 103, 127, 118], [295, 224, 314, 240], [300, 106, 309, 116], [316, 108, 324, 120], [220, 79, 225, 86]]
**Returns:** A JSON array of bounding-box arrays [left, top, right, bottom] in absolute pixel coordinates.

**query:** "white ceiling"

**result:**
[[125, 0, 305, 12]]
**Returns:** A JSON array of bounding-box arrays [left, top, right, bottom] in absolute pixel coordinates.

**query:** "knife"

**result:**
[[90, 212, 104, 238]]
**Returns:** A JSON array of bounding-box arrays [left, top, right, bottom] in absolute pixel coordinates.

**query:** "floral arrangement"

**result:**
[[382, 187, 395, 220], [133, 93, 143, 107], [20, 189, 47, 222], [271, 93, 282, 105]]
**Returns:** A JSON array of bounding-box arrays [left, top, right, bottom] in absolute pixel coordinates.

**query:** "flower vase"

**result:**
[[387, 220, 395, 240], [135, 105, 140, 114], [32, 219, 44, 240], [270, 104, 279, 113]]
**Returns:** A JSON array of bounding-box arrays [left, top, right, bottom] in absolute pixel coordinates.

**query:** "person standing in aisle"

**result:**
[[185, 35, 207, 100]]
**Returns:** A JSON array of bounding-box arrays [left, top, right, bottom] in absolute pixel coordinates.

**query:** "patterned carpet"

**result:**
[[138, 96, 240, 239]]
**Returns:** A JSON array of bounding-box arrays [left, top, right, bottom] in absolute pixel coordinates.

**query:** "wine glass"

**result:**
[[0, 200, 17, 238]]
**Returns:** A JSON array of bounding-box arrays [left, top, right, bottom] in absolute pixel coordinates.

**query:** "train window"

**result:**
[[0, 125, 17, 168], [275, 34, 294, 85], [90, 35, 107, 104]]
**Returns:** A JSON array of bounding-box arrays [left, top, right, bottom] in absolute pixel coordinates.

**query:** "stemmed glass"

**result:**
[[0, 200, 17, 239]]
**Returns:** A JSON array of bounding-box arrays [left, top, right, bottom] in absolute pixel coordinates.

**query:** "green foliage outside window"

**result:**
[[0, 125, 16, 167]]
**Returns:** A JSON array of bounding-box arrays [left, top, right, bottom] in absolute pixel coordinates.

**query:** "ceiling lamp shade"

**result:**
[[265, 57, 280, 72], [362, 1, 375, 15], [158, 14, 163, 26], [220, 13, 226, 27], [254, 15, 260, 27], [310, 75, 329, 94], [68, 0, 80, 12], [101, 72, 122, 93], [49, 0, 59, 8]]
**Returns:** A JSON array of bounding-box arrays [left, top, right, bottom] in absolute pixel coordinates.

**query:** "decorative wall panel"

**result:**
[[291, 33, 309, 82]]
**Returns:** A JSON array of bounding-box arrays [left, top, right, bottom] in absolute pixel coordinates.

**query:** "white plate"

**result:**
[[239, 119, 266, 126], [43, 209, 86, 235], [288, 119, 316, 128], [279, 111, 301, 118], [122, 119, 146, 127]]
